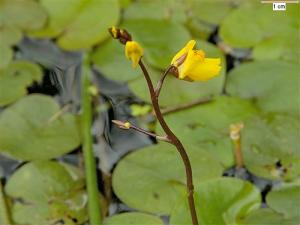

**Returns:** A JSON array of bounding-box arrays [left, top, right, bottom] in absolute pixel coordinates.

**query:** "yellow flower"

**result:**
[[125, 41, 144, 68], [171, 40, 221, 81]]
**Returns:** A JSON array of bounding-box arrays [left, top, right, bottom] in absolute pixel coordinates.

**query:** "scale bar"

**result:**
[[261, 0, 299, 3]]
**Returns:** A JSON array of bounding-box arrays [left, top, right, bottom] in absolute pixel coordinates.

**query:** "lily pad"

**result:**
[[122, 19, 190, 69], [129, 40, 226, 106], [0, 45, 13, 69], [28, 0, 85, 38], [0, 25, 22, 46], [242, 208, 300, 225], [170, 177, 261, 225], [266, 185, 300, 218], [91, 39, 143, 82], [242, 113, 300, 180], [112, 142, 223, 214], [0, 94, 81, 160], [5, 161, 87, 225], [57, 0, 120, 50], [219, 4, 299, 48], [104, 212, 164, 225], [0, 0, 47, 31], [226, 60, 300, 116], [0, 61, 42, 106]]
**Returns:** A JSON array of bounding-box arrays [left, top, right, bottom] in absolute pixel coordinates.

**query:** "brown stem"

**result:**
[[112, 120, 170, 142], [139, 60, 199, 225], [161, 97, 212, 116], [154, 65, 174, 97]]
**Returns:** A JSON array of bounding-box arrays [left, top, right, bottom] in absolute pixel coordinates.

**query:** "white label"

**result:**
[[273, 2, 286, 10]]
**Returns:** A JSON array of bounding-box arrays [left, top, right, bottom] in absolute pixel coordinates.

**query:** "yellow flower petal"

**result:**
[[125, 41, 144, 68], [179, 49, 205, 79], [185, 58, 221, 81], [171, 40, 196, 66]]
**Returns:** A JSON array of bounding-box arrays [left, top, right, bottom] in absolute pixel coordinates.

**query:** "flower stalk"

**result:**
[[0, 181, 12, 225], [109, 27, 200, 225]]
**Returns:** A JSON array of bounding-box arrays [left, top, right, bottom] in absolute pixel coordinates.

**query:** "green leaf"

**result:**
[[219, 4, 299, 48], [122, 19, 190, 69], [91, 39, 143, 82], [112, 142, 223, 214], [0, 61, 42, 106], [5, 161, 87, 225], [242, 113, 300, 180], [226, 60, 300, 116], [170, 177, 261, 225], [0, 25, 22, 46], [242, 208, 300, 225], [156, 96, 258, 169], [123, 0, 186, 23], [129, 40, 226, 106], [28, 0, 85, 38], [266, 185, 300, 218], [104, 212, 164, 225], [0, 45, 13, 69], [0, 94, 81, 160], [0, 0, 47, 31], [57, 0, 120, 50]]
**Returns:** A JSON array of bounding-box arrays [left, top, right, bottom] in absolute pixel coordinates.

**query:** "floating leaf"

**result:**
[[226, 60, 299, 116], [266, 185, 300, 218], [170, 177, 261, 225], [112, 142, 222, 214], [91, 39, 143, 82], [0, 0, 47, 31], [0, 94, 81, 160], [242, 113, 300, 180], [122, 19, 190, 69], [242, 208, 300, 225], [0, 45, 13, 69], [0, 25, 22, 46], [28, 0, 85, 38], [57, 0, 120, 50], [5, 161, 87, 225], [104, 212, 164, 225], [0, 61, 42, 106], [129, 40, 226, 106], [123, 0, 186, 23], [156, 96, 258, 169]]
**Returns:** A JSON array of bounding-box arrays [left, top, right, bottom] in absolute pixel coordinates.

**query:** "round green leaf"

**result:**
[[0, 94, 81, 160], [5, 161, 87, 225], [0, 0, 47, 31], [28, 0, 85, 38], [104, 212, 164, 225], [242, 113, 300, 180], [226, 60, 299, 116], [0, 25, 22, 46], [219, 4, 298, 48], [0, 61, 42, 106], [0, 45, 13, 69], [266, 185, 300, 218], [170, 177, 261, 225], [242, 208, 300, 225], [112, 142, 223, 214], [155, 96, 258, 169], [91, 39, 142, 82], [57, 0, 120, 50], [122, 19, 190, 69], [129, 40, 226, 106]]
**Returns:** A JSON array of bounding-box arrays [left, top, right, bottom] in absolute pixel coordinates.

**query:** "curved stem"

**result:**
[[139, 61, 199, 225], [0, 181, 12, 225], [154, 65, 174, 97]]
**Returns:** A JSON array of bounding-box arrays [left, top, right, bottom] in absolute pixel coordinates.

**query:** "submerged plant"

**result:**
[[109, 27, 221, 225]]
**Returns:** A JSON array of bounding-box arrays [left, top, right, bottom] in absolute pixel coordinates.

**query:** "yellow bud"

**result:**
[[125, 41, 144, 68], [111, 26, 118, 38], [124, 122, 131, 129]]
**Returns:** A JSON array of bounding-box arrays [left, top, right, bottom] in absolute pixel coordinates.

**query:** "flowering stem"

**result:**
[[139, 60, 199, 225], [154, 65, 174, 97]]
